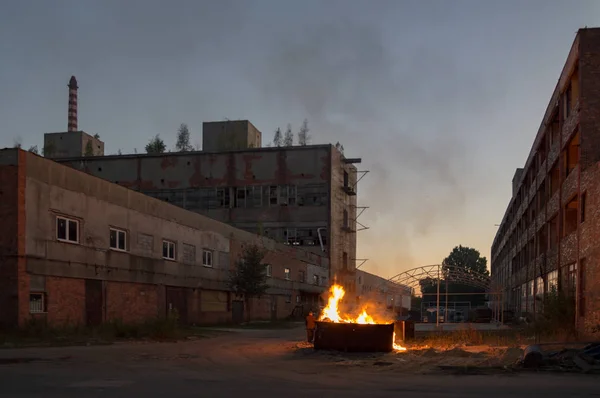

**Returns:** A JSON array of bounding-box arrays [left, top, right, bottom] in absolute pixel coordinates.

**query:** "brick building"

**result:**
[[356, 269, 412, 314], [491, 28, 600, 337], [49, 120, 366, 297], [0, 148, 329, 329]]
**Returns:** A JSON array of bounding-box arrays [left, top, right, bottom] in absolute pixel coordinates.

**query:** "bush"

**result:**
[[529, 287, 576, 341]]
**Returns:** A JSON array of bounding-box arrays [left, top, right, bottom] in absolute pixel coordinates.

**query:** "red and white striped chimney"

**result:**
[[67, 76, 78, 132]]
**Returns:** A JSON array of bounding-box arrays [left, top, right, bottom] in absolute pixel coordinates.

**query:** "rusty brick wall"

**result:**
[[105, 281, 160, 324], [44, 276, 85, 326], [578, 28, 600, 337]]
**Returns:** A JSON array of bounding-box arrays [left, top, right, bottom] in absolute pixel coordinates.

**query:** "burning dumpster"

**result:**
[[313, 284, 407, 352], [314, 321, 394, 352]]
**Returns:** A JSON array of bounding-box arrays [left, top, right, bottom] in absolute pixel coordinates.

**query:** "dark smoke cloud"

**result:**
[[248, 20, 491, 274]]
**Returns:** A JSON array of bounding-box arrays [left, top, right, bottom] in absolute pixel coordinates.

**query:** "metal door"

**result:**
[[85, 279, 103, 326], [232, 300, 244, 324], [166, 287, 188, 324]]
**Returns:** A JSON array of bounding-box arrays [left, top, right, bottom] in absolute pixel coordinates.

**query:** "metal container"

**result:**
[[314, 321, 394, 352]]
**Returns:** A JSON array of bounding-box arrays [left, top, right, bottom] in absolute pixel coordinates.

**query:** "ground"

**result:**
[[0, 324, 598, 397]]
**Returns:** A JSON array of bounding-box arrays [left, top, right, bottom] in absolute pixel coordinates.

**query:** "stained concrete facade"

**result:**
[[54, 141, 361, 295], [0, 148, 329, 328], [356, 270, 412, 313], [202, 120, 262, 151], [44, 131, 105, 158], [491, 28, 600, 338]]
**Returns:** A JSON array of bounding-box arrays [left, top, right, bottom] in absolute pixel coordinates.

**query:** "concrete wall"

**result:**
[[44, 131, 104, 158], [0, 148, 329, 328], [202, 120, 262, 151], [329, 147, 358, 292]]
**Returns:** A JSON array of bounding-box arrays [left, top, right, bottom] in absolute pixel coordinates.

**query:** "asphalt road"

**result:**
[[0, 326, 598, 398]]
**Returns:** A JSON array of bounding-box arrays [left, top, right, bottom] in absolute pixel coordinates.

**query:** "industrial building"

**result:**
[[491, 28, 600, 337], [0, 148, 330, 328], [43, 78, 368, 296]]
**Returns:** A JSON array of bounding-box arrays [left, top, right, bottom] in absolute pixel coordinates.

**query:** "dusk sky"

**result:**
[[1, 0, 599, 278]]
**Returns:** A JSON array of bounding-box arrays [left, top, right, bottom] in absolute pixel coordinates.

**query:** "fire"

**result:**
[[319, 284, 407, 351]]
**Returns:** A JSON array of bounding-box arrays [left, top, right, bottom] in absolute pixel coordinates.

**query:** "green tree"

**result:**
[[297, 119, 310, 146], [84, 140, 94, 156], [175, 123, 192, 152], [442, 245, 489, 276], [273, 127, 282, 147], [229, 244, 269, 322], [145, 134, 166, 154]]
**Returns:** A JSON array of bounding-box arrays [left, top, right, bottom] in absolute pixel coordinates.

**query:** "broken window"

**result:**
[[284, 228, 298, 245], [284, 268, 290, 280], [563, 196, 578, 237], [296, 183, 328, 206], [537, 227, 547, 256], [29, 292, 47, 313], [287, 185, 297, 205], [202, 249, 213, 267], [234, 187, 247, 208], [268, 185, 278, 206], [298, 270, 305, 283], [216, 188, 231, 208], [564, 130, 580, 177], [343, 171, 349, 188], [343, 209, 349, 228], [564, 84, 572, 119]]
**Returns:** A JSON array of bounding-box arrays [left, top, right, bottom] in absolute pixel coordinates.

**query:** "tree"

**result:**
[[175, 123, 192, 152], [228, 244, 270, 322], [283, 124, 294, 146], [28, 145, 39, 154], [273, 127, 282, 147], [84, 140, 94, 156], [442, 245, 489, 276], [145, 134, 166, 154], [297, 119, 310, 146], [93, 133, 100, 139], [335, 142, 344, 154], [13, 137, 22, 149], [117, 149, 123, 155]]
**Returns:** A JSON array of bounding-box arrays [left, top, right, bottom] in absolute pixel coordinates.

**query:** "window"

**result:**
[[296, 295, 302, 304], [216, 188, 230, 208], [29, 293, 46, 313], [269, 186, 278, 205], [284, 268, 290, 280], [202, 249, 213, 267], [547, 270, 558, 293], [109, 228, 127, 251], [298, 270, 305, 283], [564, 84, 572, 119], [162, 240, 176, 260], [265, 264, 272, 277], [313, 275, 319, 285], [56, 216, 79, 243], [235, 187, 247, 208], [285, 295, 292, 303], [343, 171, 349, 188], [343, 209, 349, 228], [564, 131, 580, 177]]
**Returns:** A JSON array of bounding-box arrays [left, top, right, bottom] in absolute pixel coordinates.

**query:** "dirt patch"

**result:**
[[290, 342, 525, 374]]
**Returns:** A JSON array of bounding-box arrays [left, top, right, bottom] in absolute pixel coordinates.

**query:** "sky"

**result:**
[[1, 0, 599, 279]]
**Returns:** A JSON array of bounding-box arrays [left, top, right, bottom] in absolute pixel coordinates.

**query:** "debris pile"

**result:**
[[519, 343, 600, 373]]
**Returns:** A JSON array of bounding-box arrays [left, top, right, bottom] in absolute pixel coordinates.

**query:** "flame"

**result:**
[[318, 284, 407, 351]]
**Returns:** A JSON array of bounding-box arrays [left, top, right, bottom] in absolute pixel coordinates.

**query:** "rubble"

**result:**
[[517, 343, 600, 373]]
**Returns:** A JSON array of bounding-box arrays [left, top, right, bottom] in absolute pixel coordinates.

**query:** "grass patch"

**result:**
[[412, 326, 530, 348], [0, 314, 217, 349]]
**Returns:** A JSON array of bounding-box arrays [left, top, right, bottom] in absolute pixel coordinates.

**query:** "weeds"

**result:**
[[0, 312, 193, 348]]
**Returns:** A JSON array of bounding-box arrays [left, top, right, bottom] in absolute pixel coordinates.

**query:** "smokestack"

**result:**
[[68, 76, 78, 132]]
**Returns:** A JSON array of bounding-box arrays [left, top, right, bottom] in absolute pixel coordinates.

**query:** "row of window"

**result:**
[[147, 184, 329, 210], [56, 215, 214, 266], [264, 264, 326, 286], [493, 65, 580, 260]]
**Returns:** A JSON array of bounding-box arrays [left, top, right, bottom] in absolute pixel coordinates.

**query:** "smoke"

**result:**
[[248, 19, 488, 274]]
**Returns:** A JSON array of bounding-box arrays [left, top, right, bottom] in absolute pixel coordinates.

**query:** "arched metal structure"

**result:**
[[387, 264, 491, 295]]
